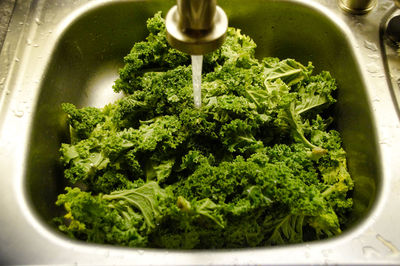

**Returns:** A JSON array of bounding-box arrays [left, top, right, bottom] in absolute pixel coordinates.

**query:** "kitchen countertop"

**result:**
[[0, 0, 16, 51], [0, 0, 400, 264]]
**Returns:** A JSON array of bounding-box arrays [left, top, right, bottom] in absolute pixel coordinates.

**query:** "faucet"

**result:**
[[338, 0, 400, 47], [339, 0, 400, 14], [338, 0, 377, 14], [165, 0, 228, 55]]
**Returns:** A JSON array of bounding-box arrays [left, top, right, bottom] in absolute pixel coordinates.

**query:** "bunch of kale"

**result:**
[[55, 12, 354, 249]]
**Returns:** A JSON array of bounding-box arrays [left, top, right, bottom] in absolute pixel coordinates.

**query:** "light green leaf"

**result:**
[[103, 182, 166, 229]]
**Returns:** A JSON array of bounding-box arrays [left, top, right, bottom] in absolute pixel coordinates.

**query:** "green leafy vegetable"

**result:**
[[55, 12, 354, 249], [102, 181, 167, 229]]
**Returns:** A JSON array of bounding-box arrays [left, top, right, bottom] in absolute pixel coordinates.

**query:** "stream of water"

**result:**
[[191, 55, 203, 108]]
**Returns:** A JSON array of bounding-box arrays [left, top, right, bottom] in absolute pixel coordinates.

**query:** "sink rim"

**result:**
[[0, 0, 399, 264]]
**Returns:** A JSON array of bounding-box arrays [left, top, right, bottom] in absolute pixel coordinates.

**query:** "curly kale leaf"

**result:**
[[176, 196, 225, 228], [60, 141, 109, 184], [102, 181, 167, 229], [56, 187, 148, 246], [60, 111, 186, 190], [219, 119, 263, 153], [56, 182, 168, 245], [61, 103, 105, 142], [263, 58, 313, 87], [264, 214, 305, 245], [204, 27, 257, 70], [113, 12, 190, 94], [275, 71, 337, 151]]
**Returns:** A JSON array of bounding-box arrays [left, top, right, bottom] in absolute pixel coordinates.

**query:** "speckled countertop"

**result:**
[[0, 0, 16, 50]]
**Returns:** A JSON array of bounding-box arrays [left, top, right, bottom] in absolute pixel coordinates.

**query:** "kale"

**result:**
[[55, 12, 354, 249]]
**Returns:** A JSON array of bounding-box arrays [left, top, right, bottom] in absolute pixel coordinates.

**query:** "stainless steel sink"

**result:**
[[0, 0, 400, 264]]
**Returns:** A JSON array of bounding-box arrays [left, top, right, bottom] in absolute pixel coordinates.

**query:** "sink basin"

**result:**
[[0, 0, 399, 264]]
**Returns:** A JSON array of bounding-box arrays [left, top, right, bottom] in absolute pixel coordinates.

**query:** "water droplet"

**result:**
[[366, 63, 379, 73], [372, 98, 380, 103], [0, 77, 5, 85], [26, 39, 32, 46], [379, 1, 392, 11], [14, 58, 20, 62], [364, 40, 378, 52], [379, 139, 388, 144], [321, 249, 331, 257], [19, 22, 24, 25], [368, 54, 380, 60], [35, 18, 42, 25], [137, 249, 144, 255], [376, 234, 400, 255], [33, 44, 39, 48], [13, 109, 24, 118], [5, 90, 11, 95], [355, 22, 363, 32], [362, 246, 381, 258]]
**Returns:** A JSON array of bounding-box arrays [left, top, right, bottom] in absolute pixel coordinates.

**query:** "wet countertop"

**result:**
[[0, 0, 16, 51]]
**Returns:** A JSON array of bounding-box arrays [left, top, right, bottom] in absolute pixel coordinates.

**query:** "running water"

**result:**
[[191, 55, 203, 108]]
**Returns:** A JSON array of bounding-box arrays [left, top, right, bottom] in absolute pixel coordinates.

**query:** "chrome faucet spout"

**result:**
[[178, 0, 216, 31], [165, 0, 228, 55]]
